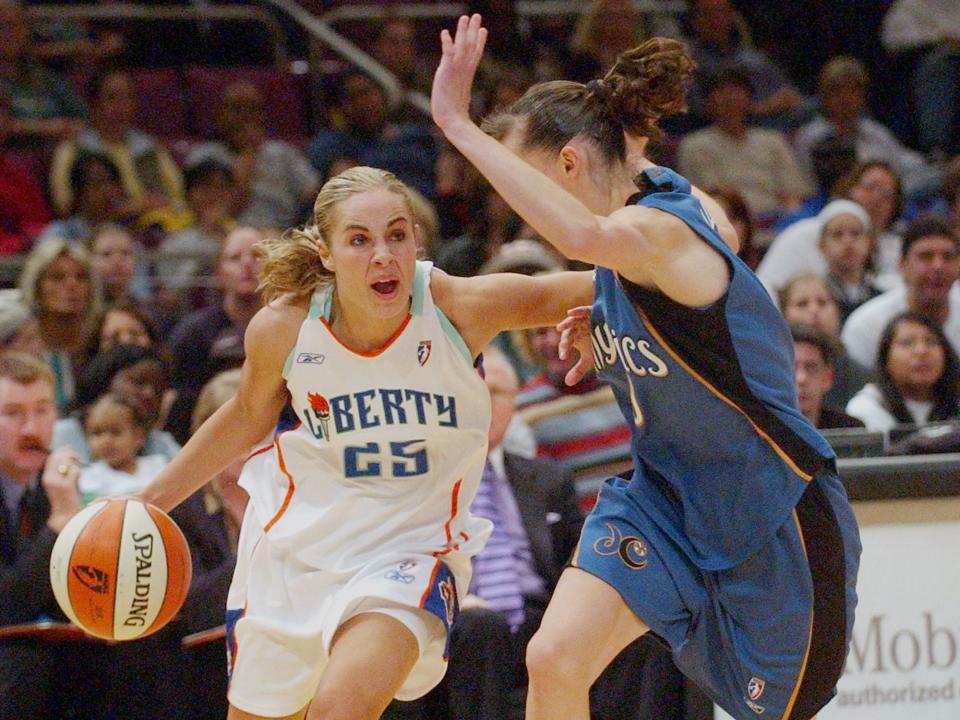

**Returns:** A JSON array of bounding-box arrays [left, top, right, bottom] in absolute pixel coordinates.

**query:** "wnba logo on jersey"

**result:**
[[304, 392, 332, 440], [591, 322, 669, 379], [417, 340, 432, 366]]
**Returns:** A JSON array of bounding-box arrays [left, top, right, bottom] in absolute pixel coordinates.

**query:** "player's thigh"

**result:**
[[529, 566, 650, 683], [318, 611, 421, 700]]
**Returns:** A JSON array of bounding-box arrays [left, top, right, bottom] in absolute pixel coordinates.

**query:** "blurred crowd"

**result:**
[[2, 0, 960, 718]]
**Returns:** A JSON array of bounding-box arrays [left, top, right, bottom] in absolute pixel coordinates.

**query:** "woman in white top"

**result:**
[[846, 311, 960, 432], [138, 165, 593, 720]]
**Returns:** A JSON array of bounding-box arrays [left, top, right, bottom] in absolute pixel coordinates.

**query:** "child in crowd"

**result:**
[[816, 199, 882, 321], [78, 392, 167, 505]]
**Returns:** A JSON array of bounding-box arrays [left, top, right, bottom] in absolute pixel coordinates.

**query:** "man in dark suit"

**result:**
[[0, 351, 234, 720]]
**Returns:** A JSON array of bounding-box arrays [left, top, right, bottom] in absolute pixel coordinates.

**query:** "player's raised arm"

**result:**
[[432, 15, 733, 308]]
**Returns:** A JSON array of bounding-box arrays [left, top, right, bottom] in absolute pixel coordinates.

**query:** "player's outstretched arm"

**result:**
[[432, 269, 595, 358], [138, 301, 303, 513], [431, 15, 730, 307]]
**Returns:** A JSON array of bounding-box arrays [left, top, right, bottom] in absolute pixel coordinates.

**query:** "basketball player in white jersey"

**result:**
[[138, 166, 593, 720]]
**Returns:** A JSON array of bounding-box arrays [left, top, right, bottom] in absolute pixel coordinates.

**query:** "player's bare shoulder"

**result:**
[[245, 293, 310, 361]]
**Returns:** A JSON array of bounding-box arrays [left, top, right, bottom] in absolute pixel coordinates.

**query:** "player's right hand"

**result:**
[[557, 306, 594, 386]]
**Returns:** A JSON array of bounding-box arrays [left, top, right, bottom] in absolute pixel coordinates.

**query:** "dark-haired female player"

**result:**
[[431, 15, 860, 720]]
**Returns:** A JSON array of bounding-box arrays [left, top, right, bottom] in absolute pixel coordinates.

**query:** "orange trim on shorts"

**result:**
[[263, 423, 300, 534], [319, 314, 412, 357], [783, 510, 814, 719], [433, 479, 463, 556], [418, 560, 441, 608], [635, 307, 813, 482]]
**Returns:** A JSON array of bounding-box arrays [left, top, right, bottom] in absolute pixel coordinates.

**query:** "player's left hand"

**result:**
[[557, 306, 594, 386], [431, 14, 487, 133]]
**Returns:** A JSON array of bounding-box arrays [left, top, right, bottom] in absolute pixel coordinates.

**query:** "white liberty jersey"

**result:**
[[240, 261, 493, 573]]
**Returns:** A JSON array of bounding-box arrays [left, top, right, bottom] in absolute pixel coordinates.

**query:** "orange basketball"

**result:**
[[49, 498, 192, 641]]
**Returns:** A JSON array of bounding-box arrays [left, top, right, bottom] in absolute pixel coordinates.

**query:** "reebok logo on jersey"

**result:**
[[297, 352, 326, 365], [417, 340, 432, 366]]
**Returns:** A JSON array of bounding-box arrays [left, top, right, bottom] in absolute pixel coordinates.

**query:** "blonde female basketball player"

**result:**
[[431, 14, 860, 720], [138, 165, 593, 720]]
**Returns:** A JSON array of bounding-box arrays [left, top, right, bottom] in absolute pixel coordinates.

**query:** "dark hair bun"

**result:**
[[601, 37, 695, 141]]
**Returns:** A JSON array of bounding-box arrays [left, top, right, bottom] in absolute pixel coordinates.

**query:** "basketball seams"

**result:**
[[49, 498, 192, 641], [147, 505, 192, 635]]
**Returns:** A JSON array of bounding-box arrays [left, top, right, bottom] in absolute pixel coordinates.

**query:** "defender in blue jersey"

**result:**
[[433, 15, 860, 720]]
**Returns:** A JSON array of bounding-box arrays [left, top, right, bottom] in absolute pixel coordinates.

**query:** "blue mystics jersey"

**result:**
[[592, 166, 835, 570]]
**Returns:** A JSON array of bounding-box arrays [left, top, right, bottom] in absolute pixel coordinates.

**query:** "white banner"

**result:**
[[717, 520, 960, 720]]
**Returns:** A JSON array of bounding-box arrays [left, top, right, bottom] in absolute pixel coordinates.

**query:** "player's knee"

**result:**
[[525, 628, 589, 689]]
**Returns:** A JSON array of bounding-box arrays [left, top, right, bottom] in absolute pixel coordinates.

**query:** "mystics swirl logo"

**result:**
[[592, 523, 649, 569], [304, 392, 331, 440]]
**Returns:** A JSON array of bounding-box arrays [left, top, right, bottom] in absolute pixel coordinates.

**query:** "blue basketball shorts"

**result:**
[[573, 470, 860, 720]]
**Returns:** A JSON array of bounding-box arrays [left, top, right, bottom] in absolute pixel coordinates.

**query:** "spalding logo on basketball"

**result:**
[[49, 498, 192, 641]]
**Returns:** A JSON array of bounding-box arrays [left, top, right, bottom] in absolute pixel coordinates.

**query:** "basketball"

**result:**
[[49, 498, 192, 641]]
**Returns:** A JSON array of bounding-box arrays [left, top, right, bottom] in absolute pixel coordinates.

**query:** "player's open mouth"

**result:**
[[371, 280, 400, 299]]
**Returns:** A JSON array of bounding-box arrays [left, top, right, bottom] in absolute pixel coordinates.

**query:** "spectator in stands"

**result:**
[[794, 56, 940, 202], [759, 161, 905, 296], [708, 186, 760, 269], [18, 238, 100, 411], [816, 200, 881, 321], [48, 68, 187, 232], [187, 80, 318, 231], [0, 294, 43, 356], [81, 300, 159, 370], [515, 324, 631, 512], [843, 216, 960, 368], [847, 311, 960, 431], [156, 156, 237, 313], [682, 0, 807, 131], [165, 226, 263, 444], [37, 151, 127, 245], [371, 16, 434, 99], [882, 0, 960, 159], [565, 0, 649, 82], [677, 66, 810, 224], [77, 392, 168, 505], [791, 323, 865, 429], [0, 0, 86, 144], [0, 80, 51, 253], [310, 71, 437, 201], [435, 182, 524, 277], [52, 343, 177, 464], [780, 273, 871, 408], [88, 222, 149, 305], [0, 352, 186, 720], [770, 132, 858, 233]]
